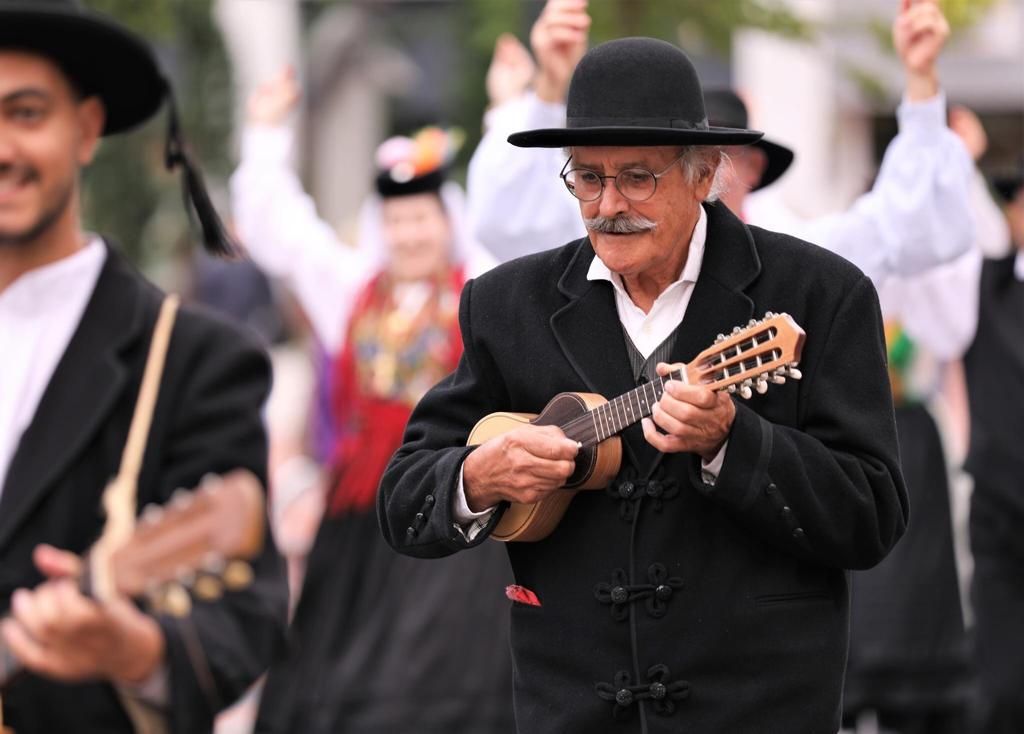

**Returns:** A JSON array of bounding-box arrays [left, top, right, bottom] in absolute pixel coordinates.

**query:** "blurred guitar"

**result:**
[[0, 469, 265, 689], [468, 312, 806, 542]]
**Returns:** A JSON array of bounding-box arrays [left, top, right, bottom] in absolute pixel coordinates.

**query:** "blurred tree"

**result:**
[[81, 0, 233, 269]]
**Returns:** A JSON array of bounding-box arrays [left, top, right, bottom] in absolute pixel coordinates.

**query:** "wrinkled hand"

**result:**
[[893, 0, 949, 100], [486, 33, 536, 108], [247, 65, 301, 127], [463, 424, 579, 512], [948, 105, 988, 162], [641, 363, 735, 462], [0, 545, 164, 684], [530, 0, 590, 103]]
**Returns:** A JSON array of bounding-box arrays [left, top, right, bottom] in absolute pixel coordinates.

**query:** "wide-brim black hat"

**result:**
[[704, 89, 794, 191], [0, 0, 237, 255], [0, 0, 166, 135], [509, 37, 763, 149]]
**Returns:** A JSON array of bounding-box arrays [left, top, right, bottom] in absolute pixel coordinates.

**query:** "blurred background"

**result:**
[[73, 2, 1022, 732], [84, 0, 1023, 272]]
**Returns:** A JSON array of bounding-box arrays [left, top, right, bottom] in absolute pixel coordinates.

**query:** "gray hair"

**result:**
[[678, 146, 729, 203]]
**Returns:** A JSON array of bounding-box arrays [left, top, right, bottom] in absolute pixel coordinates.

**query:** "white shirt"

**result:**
[[454, 207, 726, 536], [586, 206, 707, 359], [467, 91, 974, 289], [0, 239, 106, 494]]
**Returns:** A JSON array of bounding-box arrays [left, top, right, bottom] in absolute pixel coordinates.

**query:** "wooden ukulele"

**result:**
[[0, 470, 266, 690], [468, 312, 806, 542]]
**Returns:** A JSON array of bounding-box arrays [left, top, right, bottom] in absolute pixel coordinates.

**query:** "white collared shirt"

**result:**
[[0, 239, 106, 494], [586, 206, 707, 359]]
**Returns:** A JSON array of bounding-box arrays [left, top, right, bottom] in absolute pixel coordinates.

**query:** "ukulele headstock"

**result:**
[[686, 312, 805, 399], [106, 470, 265, 616]]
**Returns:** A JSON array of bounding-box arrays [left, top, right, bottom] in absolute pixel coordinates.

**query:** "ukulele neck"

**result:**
[[561, 368, 685, 448]]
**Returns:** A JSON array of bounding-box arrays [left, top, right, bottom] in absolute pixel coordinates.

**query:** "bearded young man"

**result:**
[[379, 37, 908, 734], [0, 2, 286, 732]]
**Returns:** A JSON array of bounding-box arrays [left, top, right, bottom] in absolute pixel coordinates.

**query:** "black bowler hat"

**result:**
[[704, 89, 794, 191], [508, 37, 763, 149], [0, 0, 236, 255]]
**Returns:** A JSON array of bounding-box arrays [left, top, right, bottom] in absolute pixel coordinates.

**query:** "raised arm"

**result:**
[[791, 0, 974, 286], [230, 67, 373, 353], [466, 0, 589, 261]]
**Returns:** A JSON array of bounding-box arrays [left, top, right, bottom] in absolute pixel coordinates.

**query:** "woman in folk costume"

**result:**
[[230, 69, 513, 734]]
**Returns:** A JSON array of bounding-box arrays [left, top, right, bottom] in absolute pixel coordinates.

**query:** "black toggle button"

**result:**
[[655, 584, 673, 600], [615, 689, 634, 706], [649, 681, 667, 700], [424, 495, 435, 506], [611, 586, 629, 604], [792, 528, 805, 539]]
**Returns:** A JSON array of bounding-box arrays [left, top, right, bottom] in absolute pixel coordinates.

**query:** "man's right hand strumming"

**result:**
[[463, 425, 579, 512]]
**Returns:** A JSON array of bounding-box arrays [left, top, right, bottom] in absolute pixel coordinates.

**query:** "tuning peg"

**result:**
[[786, 364, 803, 380], [140, 503, 164, 526], [715, 333, 726, 343], [748, 318, 758, 327], [732, 326, 742, 335], [158, 583, 192, 617], [770, 373, 786, 384], [202, 552, 226, 575], [176, 567, 197, 588], [756, 377, 769, 394], [223, 561, 254, 591], [170, 488, 194, 509], [193, 574, 223, 601], [764, 310, 775, 318], [739, 384, 753, 399], [727, 384, 738, 394]]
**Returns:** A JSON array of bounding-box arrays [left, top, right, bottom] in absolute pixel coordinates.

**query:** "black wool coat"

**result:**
[[0, 243, 288, 734], [379, 202, 908, 734]]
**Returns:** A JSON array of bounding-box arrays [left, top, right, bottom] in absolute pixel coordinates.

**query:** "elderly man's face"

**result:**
[[571, 145, 712, 283], [0, 50, 103, 248]]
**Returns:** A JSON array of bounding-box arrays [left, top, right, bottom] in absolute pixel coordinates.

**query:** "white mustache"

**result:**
[[584, 214, 658, 234]]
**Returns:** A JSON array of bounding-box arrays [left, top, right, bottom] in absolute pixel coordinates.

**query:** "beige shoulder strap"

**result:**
[[93, 293, 180, 599], [104, 294, 180, 734]]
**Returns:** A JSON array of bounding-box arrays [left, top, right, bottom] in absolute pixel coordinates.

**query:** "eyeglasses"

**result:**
[[560, 153, 685, 202]]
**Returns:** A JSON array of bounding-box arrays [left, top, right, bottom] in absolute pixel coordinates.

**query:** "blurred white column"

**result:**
[[214, 0, 302, 147], [733, 0, 874, 219]]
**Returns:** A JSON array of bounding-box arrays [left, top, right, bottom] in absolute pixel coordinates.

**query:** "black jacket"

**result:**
[[0, 243, 288, 734], [379, 203, 908, 734]]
